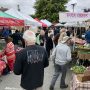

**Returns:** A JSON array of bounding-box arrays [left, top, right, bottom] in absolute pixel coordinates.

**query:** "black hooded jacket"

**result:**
[[14, 45, 49, 90]]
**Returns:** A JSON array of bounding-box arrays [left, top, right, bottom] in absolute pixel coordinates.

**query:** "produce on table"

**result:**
[[71, 65, 86, 74], [0, 44, 3, 50], [78, 44, 90, 49]]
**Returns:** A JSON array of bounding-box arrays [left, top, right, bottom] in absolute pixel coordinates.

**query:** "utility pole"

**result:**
[[71, 3, 77, 51], [71, 3, 77, 12], [17, 5, 20, 11]]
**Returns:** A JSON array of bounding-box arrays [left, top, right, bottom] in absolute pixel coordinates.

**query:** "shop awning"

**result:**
[[6, 9, 41, 26], [0, 11, 24, 26], [35, 18, 47, 27], [40, 19, 52, 27]]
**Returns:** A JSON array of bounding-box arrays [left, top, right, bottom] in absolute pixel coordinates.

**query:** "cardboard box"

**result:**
[[77, 74, 90, 82], [85, 54, 90, 59], [78, 53, 85, 59]]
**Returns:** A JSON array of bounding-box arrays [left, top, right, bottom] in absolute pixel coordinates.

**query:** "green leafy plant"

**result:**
[[71, 65, 86, 74]]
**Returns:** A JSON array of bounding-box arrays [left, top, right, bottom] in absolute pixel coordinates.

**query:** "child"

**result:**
[[2, 37, 15, 71]]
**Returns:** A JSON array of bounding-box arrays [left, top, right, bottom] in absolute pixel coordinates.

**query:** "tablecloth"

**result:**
[[70, 75, 90, 90]]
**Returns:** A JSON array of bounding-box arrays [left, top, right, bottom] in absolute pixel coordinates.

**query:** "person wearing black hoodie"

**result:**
[[14, 30, 49, 90], [46, 30, 53, 58]]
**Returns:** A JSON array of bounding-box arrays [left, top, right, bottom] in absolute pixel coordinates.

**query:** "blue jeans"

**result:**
[[50, 63, 68, 87]]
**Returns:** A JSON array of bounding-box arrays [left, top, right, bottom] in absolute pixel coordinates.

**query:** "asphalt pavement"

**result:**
[[0, 61, 72, 90]]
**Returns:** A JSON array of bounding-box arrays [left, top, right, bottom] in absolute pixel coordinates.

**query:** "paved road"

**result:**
[[0, 61, 72, 90]]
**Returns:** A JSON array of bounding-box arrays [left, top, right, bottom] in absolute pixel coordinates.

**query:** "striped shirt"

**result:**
[[4, 42, 15, 61]]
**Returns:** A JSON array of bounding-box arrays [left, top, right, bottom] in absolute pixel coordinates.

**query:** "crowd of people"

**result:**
[[0, 25, 90, 90]]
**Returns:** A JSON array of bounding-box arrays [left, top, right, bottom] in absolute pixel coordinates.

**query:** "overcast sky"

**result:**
[[66, 0, 90, 12], [0, 0, 36, 15], [0, 0, 90, 15]]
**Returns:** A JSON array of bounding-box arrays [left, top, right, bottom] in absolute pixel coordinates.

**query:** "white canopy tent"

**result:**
[[20, 13, 42, 26], [64, 22, 88, 27], [5, 9, 42, 26], [40, 19, 52, 27]]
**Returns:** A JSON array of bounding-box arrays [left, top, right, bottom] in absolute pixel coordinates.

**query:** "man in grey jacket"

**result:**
[[50, 36, 72, 90]]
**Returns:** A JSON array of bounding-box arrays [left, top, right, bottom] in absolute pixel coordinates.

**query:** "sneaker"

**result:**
[[60, 84, 68, 89], [49, 86, 54, 90], [8, 71, 13, 74], [9, 71, 13, 74]]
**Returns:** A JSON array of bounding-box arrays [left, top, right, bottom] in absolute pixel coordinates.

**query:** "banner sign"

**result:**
[[59, 12, 90, 22]]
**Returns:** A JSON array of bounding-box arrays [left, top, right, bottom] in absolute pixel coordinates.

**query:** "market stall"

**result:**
[[74, 44, 90, 65], [6, 9, 41, 27], [59, 12, 90, 89], [0, 11, 25, 75], [40, 19, 52, 27], [70, 74, 90, 90], [70, 66, 90, 90], [35, 18, 47, 27], [0, 11, 24, 26]]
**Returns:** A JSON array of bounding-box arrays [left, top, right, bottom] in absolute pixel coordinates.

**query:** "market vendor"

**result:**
[[85, 26, 90, 44], [1, 37, 16, 72]]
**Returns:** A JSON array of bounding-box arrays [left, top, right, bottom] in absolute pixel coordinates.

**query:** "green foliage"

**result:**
[[0, 44, 3, 50], [34, 0, 69, 22], [30, 14, 36, 18]]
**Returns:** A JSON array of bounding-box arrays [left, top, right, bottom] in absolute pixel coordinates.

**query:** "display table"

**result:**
[[78, 51, 90, 60], [70, 74, 90, 90], [75, 46, 90, 60]]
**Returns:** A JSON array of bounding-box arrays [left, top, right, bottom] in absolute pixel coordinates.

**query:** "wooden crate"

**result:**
[[78, 53, 85, 60], [85, 54, 90, 60], [78, 52, 90, 60], [77, 74, 90, 82]]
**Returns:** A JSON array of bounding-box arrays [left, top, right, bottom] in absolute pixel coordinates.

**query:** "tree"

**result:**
[[34, 0, 69, 22]]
